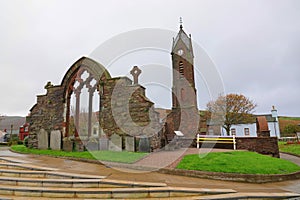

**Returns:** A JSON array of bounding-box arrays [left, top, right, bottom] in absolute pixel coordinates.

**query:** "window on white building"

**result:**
[[244, 128, 250, 136], [231, 128, 236, 136]]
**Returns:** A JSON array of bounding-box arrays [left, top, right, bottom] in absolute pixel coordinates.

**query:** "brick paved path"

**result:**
[[134, 148, 233, 170]]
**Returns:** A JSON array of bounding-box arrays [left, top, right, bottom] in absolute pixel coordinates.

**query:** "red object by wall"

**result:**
[[19, 123, 29, 140]]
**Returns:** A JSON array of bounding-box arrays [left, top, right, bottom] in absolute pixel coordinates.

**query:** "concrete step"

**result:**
[[0, 157, 31, 164], [0, 162, 58, 171], [196, 192, 300, 199], [0, 169, 106, 179], [0, 157, 59, 172], [0, 176, 167, 188], [1, 192, 300, 200], [0, 184, 236, 199], [0, 196, 194, 200]]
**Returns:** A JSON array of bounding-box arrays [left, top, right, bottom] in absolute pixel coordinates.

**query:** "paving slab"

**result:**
[[280, 152, 300, 166]]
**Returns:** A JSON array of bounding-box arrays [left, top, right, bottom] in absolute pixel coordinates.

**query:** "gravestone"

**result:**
[[125, 136, 135, 152], [74, 140, 84, 152], [38, 129, 48, 150], [50, 130, 61, 150], [99, 137, 109, 150], [86, 138, 99, 151], [109, 134, 122, 151], [63, 139, 73, 152], [139, 136, 150, 152]]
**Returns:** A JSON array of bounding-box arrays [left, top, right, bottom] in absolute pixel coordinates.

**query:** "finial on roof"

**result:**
[[179, 17, 183, 29]]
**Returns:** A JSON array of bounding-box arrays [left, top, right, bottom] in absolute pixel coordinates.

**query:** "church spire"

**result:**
[[179, 17, 183, 29], [172, 19, 194, 63]]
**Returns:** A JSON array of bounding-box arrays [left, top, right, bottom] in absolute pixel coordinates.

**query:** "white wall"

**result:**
[[221, 121, 280, 137], [221, 124, 256, 137], [268, 121, 281, 138]]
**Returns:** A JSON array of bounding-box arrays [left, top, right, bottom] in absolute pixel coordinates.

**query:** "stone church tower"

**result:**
[[171, 23, 197, 110], [165, 22, 199, 143]]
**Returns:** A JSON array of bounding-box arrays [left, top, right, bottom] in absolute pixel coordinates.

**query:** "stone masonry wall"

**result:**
[[236, 137, 280, 158], [27, 86, 64, 148], [101, 77, 161, 150]]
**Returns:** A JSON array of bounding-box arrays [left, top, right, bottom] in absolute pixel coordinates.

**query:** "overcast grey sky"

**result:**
[[0, 0, 299, 117]]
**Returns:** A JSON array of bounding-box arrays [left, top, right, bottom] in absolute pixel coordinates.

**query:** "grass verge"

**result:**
[[11, 145, 148, 164], [176, 151, 300, 174], [278, 142, 300, 156]]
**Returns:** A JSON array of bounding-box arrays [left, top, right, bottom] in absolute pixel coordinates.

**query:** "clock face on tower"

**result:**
[[177, 49, 184, 56]]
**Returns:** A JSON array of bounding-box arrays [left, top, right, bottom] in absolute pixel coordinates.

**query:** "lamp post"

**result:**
[[271, 106, 278, 137], [297, 124, 300, 142]]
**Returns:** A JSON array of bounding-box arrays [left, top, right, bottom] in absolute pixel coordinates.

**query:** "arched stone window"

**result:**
[[180, 88, 185, 102], [68, 69, 100, 138], [62, 57, 111, 139]]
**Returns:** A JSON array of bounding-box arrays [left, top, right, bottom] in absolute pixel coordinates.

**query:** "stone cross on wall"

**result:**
[[130, 66, 142, 85]]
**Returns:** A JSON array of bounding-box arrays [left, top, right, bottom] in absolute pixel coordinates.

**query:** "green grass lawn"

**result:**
[[278, 142, 300, 156], [11, 145, 148, 164], [176, 151, 300, 174]]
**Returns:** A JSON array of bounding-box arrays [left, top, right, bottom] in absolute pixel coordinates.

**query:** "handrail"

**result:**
[[196, 134, 236, 150]]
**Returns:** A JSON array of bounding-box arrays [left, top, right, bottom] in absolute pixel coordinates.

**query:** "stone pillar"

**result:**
[[88, 88, 94, 138], [75, 90, 81, 137]]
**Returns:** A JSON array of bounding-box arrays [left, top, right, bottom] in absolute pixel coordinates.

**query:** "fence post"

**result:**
[[233, 135, 236, 150], [196, 134, 200, 149]]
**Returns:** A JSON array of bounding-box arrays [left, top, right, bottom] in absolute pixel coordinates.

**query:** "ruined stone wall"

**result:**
[[101, 77, 161, 150], [27, 86, 64, 148], [236, 137, 280, 158], [27, 61, 161, 151]]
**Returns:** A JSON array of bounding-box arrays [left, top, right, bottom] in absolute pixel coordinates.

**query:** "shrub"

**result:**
[[284, 124, 300, 135]]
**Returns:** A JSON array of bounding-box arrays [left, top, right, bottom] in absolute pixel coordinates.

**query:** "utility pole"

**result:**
[[0, 115, 4, 131]]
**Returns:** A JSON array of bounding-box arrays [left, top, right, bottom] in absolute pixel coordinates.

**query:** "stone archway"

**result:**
[[61, 57, 111, 139]]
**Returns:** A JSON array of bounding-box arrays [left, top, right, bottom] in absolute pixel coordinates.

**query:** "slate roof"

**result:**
[[254, 114, 277, 122], [256, 116, 269, 131]]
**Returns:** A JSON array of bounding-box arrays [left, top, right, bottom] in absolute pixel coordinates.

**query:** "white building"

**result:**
[[220, 107, 280, 138]]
